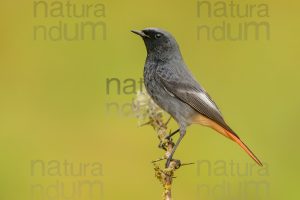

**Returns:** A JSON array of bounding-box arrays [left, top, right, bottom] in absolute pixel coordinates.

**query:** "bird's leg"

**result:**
[[166, 129, 186, 168], [165, 129, 179, 140]]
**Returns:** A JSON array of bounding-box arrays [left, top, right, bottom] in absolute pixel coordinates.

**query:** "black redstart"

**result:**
[[132, 28, 262, 167]]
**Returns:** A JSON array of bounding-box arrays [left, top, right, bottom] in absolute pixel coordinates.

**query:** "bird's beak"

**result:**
[[131, 30, 150, 38]]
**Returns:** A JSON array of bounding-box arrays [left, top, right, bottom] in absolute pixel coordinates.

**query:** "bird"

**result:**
[[131, 27, 262, 167]]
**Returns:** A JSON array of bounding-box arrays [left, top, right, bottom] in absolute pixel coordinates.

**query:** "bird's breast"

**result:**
[[143, 64, 158, 95]]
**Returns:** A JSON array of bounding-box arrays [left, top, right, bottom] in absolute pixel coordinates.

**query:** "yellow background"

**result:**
[[0, 0, 299, 199]]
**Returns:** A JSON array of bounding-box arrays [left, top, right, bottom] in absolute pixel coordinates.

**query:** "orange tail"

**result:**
[[192, 114, 263, 166], [225, 130, 263, 166]]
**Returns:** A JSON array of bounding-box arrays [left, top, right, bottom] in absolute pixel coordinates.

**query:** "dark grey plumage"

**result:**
[[131, 27, 262, 167], [135, 28, 230, 129]]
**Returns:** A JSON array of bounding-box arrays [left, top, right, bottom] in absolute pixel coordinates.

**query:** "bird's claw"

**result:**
[[165, 158, 181, 169]]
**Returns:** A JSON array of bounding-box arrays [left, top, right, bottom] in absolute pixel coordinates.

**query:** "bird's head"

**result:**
[[131, 28, 181, 60]]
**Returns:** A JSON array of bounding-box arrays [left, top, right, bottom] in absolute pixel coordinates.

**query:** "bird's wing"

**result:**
[[156, 64, 239, 138]]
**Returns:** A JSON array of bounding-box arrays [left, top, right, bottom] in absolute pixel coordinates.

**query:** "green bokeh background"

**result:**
[[0, 0, 299, 199]]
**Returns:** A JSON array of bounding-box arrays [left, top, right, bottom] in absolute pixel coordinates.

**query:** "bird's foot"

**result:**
[[158, 137, 172, 150], [165, 158, 181, 169]]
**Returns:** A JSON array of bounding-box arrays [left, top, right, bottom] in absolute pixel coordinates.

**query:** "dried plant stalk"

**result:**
[[133, 91, 184, 200]]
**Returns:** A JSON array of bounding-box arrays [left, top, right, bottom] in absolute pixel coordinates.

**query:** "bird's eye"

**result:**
[[154, 33, 162, 39]]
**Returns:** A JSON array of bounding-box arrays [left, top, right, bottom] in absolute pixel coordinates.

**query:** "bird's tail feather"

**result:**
[[192, 114, 263, 166], [225, 130, 263, 166]]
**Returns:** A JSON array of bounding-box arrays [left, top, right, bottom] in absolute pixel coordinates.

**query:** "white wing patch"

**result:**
[[165, 86, 220, 113], [189, 91, 219, 111]]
